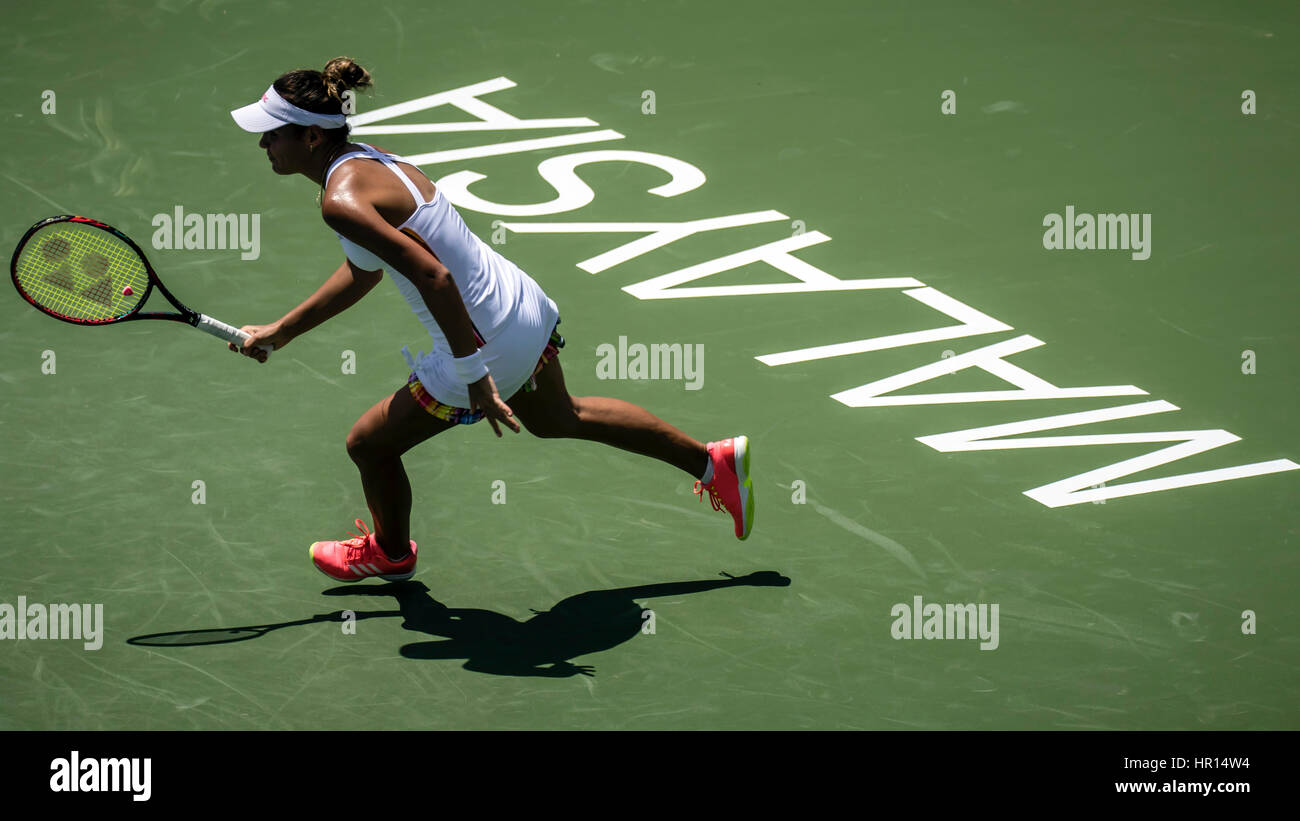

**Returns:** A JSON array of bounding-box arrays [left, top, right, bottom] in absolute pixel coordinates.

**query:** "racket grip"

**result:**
[[196, 314, 274, 352]]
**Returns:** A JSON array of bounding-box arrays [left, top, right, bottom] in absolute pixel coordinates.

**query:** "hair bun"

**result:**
[[321, 57, 372, 102]]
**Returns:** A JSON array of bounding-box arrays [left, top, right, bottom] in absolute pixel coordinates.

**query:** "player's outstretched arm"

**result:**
[[229, 258, 382, 362]]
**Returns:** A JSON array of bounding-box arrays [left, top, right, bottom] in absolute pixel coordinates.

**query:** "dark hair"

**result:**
[[273, 56, 372, 142]]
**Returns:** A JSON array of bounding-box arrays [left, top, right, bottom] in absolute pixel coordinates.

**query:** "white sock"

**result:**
[[700, 456, 714, 485]]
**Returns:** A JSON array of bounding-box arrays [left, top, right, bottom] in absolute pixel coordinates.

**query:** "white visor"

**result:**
[[230, 85, 347, 132]]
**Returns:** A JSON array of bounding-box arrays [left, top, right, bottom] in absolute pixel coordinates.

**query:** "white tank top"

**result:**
[[324, 143, 554, 352]]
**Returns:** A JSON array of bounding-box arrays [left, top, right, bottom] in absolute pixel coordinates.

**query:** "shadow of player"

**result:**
[[329, 570, 791, 677], [127, 571, 790, 678]]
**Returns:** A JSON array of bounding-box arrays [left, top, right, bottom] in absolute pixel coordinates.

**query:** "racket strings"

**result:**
[[14, 223, 150, 321]]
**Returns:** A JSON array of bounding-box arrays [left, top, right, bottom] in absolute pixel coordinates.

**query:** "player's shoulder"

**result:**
[[323, 146, 401, 205], [319, 189, 372, 234], [323, 156, 368, 195]]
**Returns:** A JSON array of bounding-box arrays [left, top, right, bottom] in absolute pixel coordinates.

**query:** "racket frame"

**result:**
[[10, 214, 260, 347]]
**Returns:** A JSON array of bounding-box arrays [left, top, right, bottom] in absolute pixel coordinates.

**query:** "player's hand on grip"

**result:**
[[467, 373, 520, 438], [228, 322, 289, 364]]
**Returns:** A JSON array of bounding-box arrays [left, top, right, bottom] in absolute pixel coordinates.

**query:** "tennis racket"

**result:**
[[10, 215, 269, 352]]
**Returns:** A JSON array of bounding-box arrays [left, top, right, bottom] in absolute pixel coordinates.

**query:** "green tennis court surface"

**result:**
[[1, 0, 1296, 730]]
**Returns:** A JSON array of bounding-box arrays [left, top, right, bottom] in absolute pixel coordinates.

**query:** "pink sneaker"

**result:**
[[694, 436, 754, 540], [309, 519, 418, 582]]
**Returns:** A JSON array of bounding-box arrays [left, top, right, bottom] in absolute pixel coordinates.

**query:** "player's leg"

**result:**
[[508, 354, 754, 540], [507, 354, 707, 478], [345, 382, 457, 559]]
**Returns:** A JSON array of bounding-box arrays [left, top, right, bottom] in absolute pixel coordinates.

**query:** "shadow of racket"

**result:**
[[126, 609, 399, 647]]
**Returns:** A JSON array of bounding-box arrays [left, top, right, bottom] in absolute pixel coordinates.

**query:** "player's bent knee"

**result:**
[[345, 429, 366, 462], [346, 426, 384, 463]]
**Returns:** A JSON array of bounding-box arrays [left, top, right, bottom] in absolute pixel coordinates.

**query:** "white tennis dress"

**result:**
[[324, 143, 560, 408]]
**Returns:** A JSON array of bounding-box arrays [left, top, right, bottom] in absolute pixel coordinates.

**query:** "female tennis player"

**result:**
[[228, 58, 753, 582]]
